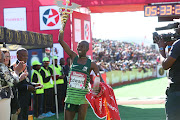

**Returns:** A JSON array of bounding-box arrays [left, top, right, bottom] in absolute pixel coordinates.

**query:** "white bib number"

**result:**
[[69, 71, 87, 89]]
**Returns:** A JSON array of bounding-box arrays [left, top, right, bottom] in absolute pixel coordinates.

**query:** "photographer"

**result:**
[[156, 33, 180, 120]]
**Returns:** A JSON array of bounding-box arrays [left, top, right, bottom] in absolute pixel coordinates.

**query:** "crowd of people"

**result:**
[[92, 38, 159, 72], [0, 47, 70, 120]]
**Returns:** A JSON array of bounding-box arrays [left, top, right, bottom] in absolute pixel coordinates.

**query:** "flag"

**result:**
[[85, 82, 121, 120]]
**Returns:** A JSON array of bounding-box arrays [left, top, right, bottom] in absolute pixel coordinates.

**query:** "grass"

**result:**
[[119, 104, 166, 120], [34, 77, 168, 120], [113, 77, 168, 99], [34, 104, 166, 120]]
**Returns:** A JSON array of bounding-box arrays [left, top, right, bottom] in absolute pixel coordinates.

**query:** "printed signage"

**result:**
[[4, 7, 27, 31], [74, 18, 81, 42], [84, 20, 90, 43], [39, 6, 61, 30]]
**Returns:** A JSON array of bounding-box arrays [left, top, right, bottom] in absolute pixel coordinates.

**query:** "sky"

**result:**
[[91, 11, 175, 46]]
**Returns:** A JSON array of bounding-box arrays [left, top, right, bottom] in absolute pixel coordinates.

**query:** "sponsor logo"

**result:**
[[4, 7, 27, 31], [84, 20, 90, 43], [159, 67, 164, 76], [72, 65, 78, 67], [82, 66, 88, 72], [84, 23, 89, 40], [72, 71, 84, 77], [39, 6, 61, 30], [43, 9, 59, 27]]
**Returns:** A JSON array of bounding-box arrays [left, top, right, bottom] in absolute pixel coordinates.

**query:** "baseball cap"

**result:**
[[32, 60, 42, 66], [52, 56, 58, 60], [42, 57, 50, 62]]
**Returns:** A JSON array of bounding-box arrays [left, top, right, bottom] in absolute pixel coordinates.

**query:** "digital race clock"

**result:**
[[144, 3, 180, 17]]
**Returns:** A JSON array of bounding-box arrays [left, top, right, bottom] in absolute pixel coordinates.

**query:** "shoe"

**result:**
[[41, 113, 51, 117], [37, 115, 45, 119], [44, 112, 52, 117], [47, 111, 55, 116]]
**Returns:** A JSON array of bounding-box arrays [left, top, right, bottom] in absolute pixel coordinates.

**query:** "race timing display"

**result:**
[[144, 3, 180, 17]]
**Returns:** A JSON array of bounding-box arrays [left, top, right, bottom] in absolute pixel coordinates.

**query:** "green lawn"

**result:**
[[34, 77, 168, 120], [34, 104, 166, 120], [114, 77, 168, 99], [119, 104, 166, 120]]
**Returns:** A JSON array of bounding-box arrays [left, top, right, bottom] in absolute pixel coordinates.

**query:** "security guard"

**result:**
[[31, 60, 44, 119], [40, 57, 55, 116], [49, 56, 65, 112]]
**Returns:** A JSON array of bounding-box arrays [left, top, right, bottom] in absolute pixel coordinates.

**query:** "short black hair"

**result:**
[[17, 48, 27, 55], [78, 40, 89, 49]]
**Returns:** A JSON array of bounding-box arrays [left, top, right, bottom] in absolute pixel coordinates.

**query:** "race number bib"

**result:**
[[69, 71, 87, 89]]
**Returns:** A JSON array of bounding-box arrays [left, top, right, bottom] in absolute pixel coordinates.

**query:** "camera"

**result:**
[[153, 22, 180, 43]]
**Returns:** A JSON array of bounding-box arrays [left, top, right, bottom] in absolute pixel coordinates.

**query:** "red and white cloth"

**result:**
[[85, 82, 121, 120]]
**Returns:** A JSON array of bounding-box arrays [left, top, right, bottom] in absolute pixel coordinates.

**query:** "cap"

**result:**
[[42, 57, 49, 62], [32, 60, 42, 66], [52, 56, 58, 60]]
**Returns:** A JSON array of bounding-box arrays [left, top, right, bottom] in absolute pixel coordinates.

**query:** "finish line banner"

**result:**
[[0, 26, 53, 48]]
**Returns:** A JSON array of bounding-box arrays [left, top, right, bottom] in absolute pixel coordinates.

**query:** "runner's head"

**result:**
[[77, 40, 89, 58]]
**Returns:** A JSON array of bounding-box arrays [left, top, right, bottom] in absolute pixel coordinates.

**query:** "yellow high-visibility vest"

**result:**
[[49, 65, 64, 84]]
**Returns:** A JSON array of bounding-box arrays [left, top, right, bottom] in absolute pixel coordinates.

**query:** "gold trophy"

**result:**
[[55, 0, 81, 32]]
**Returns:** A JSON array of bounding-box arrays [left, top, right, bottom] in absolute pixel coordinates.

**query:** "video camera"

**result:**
[[153, 22, 180, 43]]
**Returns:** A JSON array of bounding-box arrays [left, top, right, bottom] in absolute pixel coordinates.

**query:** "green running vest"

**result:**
[[65, 56, 91, 105], [31, 70, 44, 94], [49, 65, 64, 84], [40, 67, 54, 89]]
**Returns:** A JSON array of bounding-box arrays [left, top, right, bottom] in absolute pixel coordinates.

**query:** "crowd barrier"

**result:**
[[101, 68, 157, 87]]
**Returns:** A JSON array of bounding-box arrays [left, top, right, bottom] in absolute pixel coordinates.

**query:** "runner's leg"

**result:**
[[64, 109, 76, 120], [77, 104, 88, 120]]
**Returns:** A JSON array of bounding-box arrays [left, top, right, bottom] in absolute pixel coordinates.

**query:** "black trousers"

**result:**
[[18, 106, 29, 120], [33, 93, 44, 117], [43, 88, 54, 113], [18, 94, 31, 120], [57, 84, 64, 112], [62, 78, 67, 105], [165, 88, 180, 120]]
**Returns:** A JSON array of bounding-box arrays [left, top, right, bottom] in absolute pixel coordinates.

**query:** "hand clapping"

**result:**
[[19, 69, 28, 81], [14, 61, 26, 75]]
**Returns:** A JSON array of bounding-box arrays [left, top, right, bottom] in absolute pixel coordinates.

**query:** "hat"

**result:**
[[32, 60, 42, 66], [52, 56, 58, 60], [42, 57, 49, 62]]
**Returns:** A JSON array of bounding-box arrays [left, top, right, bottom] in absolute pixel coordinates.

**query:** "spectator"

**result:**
[[31, 60, 44, 119], [40, 57, 55, 117], [59, 58, 67, 111], [0, 49, 27, 120], [49, 56, 65, 112], [11, 48, 36, 120]]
